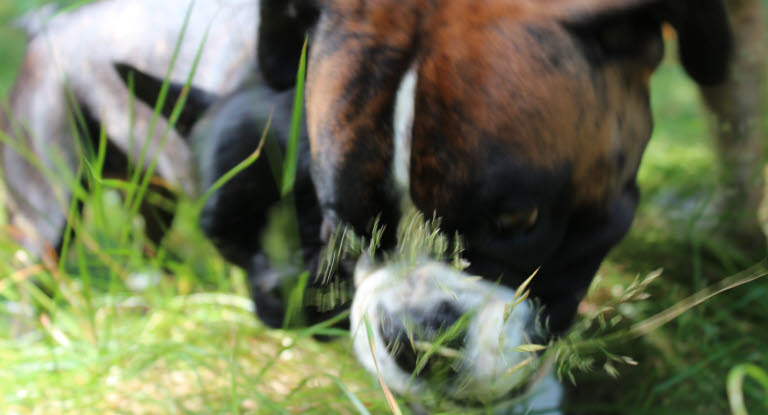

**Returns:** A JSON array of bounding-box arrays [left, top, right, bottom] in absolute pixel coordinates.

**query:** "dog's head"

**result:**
[[260, 0, 731, 332]]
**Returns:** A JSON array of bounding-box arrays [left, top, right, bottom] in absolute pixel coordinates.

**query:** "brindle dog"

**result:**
[[177, 0, 734, 409]]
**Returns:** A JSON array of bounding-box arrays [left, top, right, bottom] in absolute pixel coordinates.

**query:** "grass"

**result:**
[[1, 2, 768, 414], [0, 2, 388, 413]]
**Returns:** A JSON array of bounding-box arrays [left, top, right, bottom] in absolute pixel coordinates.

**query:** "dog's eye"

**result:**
[[494, 208, 539, 233]]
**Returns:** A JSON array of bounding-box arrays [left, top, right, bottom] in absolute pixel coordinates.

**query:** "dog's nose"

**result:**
[[378, 302, 467, 377]]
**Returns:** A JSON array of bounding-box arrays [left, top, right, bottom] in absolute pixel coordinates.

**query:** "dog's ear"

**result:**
[[664, 0, 732, 85], [258, 0, 320, 90], [560, 0, 732, 85], [113, 62, 218, 136]]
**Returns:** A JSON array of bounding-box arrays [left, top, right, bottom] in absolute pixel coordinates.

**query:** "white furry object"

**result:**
[[351, 256, 563, 413]]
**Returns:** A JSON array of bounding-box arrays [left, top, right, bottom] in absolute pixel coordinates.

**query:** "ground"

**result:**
[[0, 2, 767, 414]]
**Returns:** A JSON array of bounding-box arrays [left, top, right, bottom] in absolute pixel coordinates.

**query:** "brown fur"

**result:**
[[306, 0, 431, 229], [308, 0, 664, 218]]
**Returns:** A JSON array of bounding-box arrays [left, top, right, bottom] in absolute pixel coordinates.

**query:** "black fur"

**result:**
[[116, 65, 347, 329], [193, 75, 354, 329], [258, 0, 319, 90], [114, 62, 218, 136], [193, 74, 327, 328], [564, 0, 732, 84], [666, 0, 733, 85]]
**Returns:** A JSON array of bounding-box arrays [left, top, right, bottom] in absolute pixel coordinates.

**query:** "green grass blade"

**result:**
[[119, 0, 197, 240], [54, 0, 97, 16], [230, 327, 242, 415], [728, 364, 768, 415], [125, 3, 221, 246], [627, 259, 768, 339], [280, 36, 308, 197], [282, 271, 311, 329], [195, 112, 271, 215], [295, 308, 350, 339], [364, 316, 404, 415], [323, 374, 373, 415]]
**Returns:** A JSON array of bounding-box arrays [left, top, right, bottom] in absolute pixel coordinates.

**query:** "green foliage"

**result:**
[[281, 37, 308, 198], [0, 2, 386, 413]]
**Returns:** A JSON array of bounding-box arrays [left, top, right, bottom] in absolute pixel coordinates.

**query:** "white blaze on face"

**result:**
[[392, 64, 418, 195], [350, 256, 563, 413]]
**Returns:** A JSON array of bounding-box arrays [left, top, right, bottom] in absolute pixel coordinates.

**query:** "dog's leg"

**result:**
[[193, 82, 338, 329], [111, 63, 339, 328], [700, 0, 767, 252], [1, 48, 77, 258], [73, 66, 196, 197], [2, 47, 192, 259], [113, 62, 218, 138]]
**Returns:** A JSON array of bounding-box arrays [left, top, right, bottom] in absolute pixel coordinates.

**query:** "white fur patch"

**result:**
[[350, 258, 563, 413], [392, 64, 417, 194]]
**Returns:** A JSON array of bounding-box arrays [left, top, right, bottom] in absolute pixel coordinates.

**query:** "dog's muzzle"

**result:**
[[350, 257, 563, 412]]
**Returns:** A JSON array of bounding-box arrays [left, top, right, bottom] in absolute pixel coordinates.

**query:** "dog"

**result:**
[[250, 0, 733, 410], [0, 0, 256, 257], [2, 0, 734, 412], [151, 0, 733, 410]]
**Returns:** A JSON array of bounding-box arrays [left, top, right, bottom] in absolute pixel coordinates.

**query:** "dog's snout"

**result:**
[[378, 302, 466, 377]]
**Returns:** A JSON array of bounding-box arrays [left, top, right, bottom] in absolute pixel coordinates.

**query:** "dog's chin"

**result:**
[[350, 258, 563, 412]]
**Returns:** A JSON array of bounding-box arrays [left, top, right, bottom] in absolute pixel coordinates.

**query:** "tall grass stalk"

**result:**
[[728, 364, 768, 415]]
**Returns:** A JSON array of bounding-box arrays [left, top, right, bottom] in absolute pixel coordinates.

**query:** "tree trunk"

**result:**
[[700, 0, 767, 252]]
